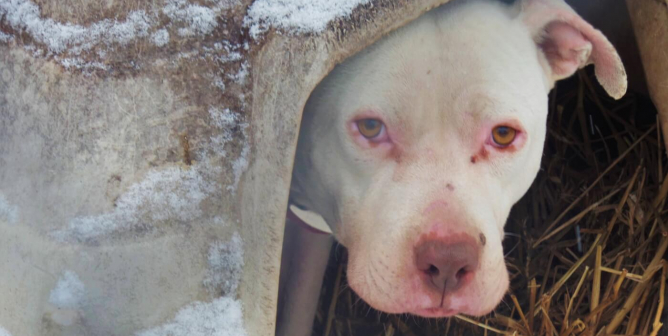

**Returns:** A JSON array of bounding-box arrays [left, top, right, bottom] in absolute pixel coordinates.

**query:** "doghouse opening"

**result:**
[[311, 63, 666, 336], [282, 0, 667, 335]]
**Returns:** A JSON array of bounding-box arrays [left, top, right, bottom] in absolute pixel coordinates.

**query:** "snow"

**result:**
[[151, 29, 170, 47], [0, 0, 150, 54], [0, 31, 12, 42], [206, 0, 238, 10], [244, 0, 372, 38], [228, 140, 250, 193], [136, 297, 247, 336], [57, 57, 108, 70], [52, 106, 250, 241], [53, 164, 219, 243], [209, 107, 241, 157], [212, 76, 226, 91], [164, 0, 218, 37], [0, 0, 232, 54], [49, 270, 86, 309], [209, 107, 238, 130], [203, 232, 244, 296], [0, 326, 12, 336], [136, 230, 247, 335], [0, 192, 19, 224], [207, 107, 250, 193], [229, 61, 249, 85], [107, 11, 151, 45]]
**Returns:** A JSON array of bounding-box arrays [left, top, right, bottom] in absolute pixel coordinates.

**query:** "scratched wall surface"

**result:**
[[0, 0, 449, 335]]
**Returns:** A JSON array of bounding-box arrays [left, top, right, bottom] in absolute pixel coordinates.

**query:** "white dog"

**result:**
[[278, 0, 626, 334]]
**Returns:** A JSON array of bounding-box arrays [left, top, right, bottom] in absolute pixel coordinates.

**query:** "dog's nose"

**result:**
[[414, 239, 480, 294]]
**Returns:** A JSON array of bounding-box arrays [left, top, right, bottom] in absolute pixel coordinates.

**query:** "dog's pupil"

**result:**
[[496, 127, 509, 137], [364, 120, 378, 130]]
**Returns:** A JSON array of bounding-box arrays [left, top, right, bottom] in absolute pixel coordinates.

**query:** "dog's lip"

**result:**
[[412, 307, 459, 317]]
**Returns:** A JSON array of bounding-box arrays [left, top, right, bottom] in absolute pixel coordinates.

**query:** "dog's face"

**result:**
[[292, 0, 625, 317]]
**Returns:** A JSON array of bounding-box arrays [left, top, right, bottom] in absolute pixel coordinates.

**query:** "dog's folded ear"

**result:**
[[520, 0, 627, 99]]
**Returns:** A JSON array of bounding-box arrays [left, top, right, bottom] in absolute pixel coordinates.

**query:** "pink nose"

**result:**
[[414, 238, 480, 294]]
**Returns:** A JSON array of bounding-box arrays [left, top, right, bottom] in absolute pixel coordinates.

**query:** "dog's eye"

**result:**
[[357, 119, 384, 139], [491, 126, 517, 147]]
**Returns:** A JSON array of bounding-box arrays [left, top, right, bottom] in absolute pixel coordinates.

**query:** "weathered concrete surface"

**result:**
[[627, 0, 668, 151], [0, 0, 449, 335]]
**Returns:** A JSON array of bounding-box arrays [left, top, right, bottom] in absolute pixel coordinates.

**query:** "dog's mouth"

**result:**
[[413, 307, 459, 317]]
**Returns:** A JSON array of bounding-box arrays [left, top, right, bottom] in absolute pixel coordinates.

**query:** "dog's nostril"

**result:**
[[455, 267, 468, 280], [427, 265, 440, 276]]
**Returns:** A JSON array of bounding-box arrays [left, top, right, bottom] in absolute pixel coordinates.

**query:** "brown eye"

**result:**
[[492, 126, 517, 147], [357, 119, 384, 139]]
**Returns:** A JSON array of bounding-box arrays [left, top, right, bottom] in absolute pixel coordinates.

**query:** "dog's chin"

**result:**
[[346, 266, 509, 319], [408, 294, 501, 318], [354, 297, 500, 318], [412, 307, 459, 318]]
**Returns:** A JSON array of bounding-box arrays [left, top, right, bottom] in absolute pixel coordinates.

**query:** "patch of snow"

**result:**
[[228, 61, 249, 85], [218, 41, 243, 62], [0, 326, 12, 336], [237, 93, 247, 107], [211, 216, 228, 226], [0, 0, 151, 54], [161, 37, 245, 71], [151, 29, 170, 47], [0, 31, 13, 43], [24, 44, 44, 57], [57, 57, 108, 71], [244, 0, 372, 38], [228, 138, 250, 193], [212, 76, 226, 91], [51, 103, 249, 242], [107, 11, 151, 45], [53, 164, 219, 243], [205, 0, 238, 10], [209, 107, 241, 157], [207, 106, 249, 193], [164, 0, 218, 37], [218, 51, 242, 63], [136, 297, 247, 336], [209, 107, 239, 129], [203, 232, 244, 296], [0, 0, 233, 54], [0, 192, 19, 224], [49, 270, 86, 309]]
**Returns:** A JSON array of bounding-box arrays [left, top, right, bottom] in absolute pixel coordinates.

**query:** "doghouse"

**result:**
[[0, 0, 665, 335]]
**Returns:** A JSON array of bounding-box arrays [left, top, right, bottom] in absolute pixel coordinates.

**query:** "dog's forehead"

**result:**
[[336, 1, 548, 125]]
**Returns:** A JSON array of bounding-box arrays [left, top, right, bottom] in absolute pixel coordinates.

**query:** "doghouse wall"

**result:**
[[0, 1, 452, 336]]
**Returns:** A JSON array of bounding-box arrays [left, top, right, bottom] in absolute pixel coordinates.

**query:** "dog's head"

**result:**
[[291, 0, 626, 317]]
